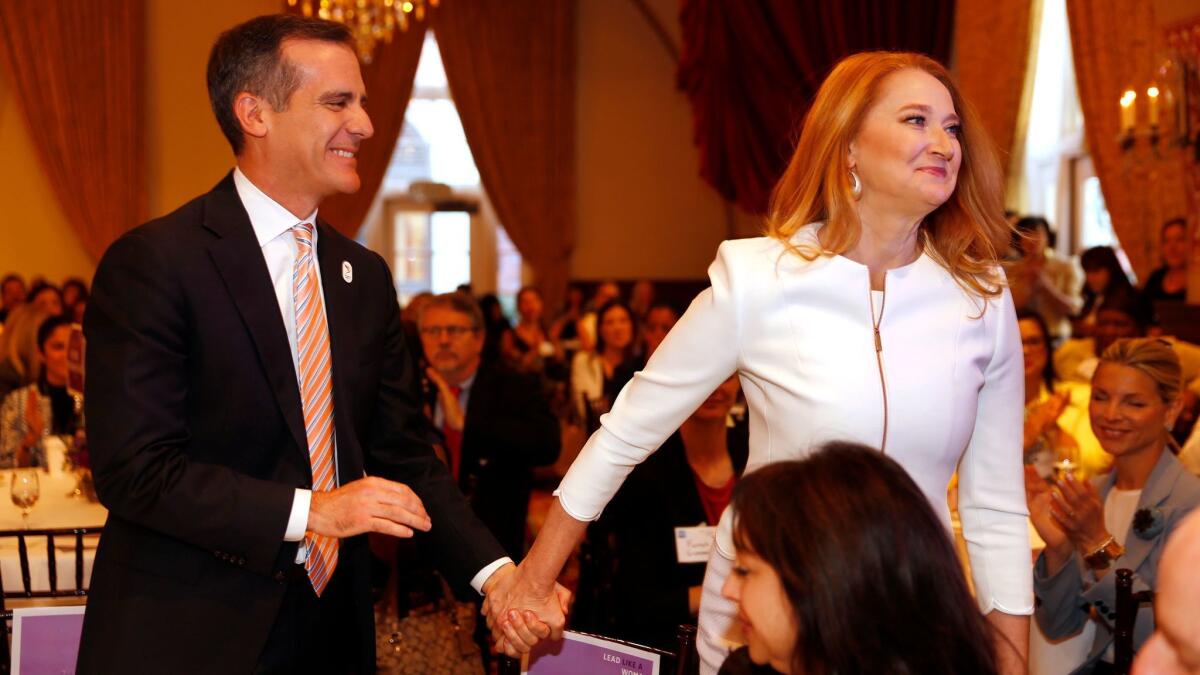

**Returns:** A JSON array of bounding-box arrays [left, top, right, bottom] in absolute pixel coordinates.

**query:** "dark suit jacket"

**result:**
[[598, 425, 749, 651], [457, 362, 560, 558], [77, 174, 505, 674]]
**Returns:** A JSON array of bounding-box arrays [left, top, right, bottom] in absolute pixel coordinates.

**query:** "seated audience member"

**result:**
[[61, 277, 89, 321], [718, 443, 999, 675], [26, 282, 64, 318], [417, 292, 560, 558], [641, 302, 680, 361], [0, 274, 26, 323], [0, 316, 79, 467], [1020, 310, 1107, 478], [1074, 247, 1135, 339], [570, 298, 638, 428], [478, 293, 511, 365], [551, 283, 585, 346], [629, 279, 656, 322], [501, 286, 559, 375], [0, 305, 52, 404], [1132, 509, 1200, 674], [576, 280, 621, 353], [1009, 216, 1080, 341], [1030, 338, 1200, 673], [1142, 218, 1189, 303], [591, 375, 747, 652]]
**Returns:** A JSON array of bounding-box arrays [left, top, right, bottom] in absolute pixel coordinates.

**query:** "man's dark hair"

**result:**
[[206, 14, 353, 155], [0, 274, 24, 291]]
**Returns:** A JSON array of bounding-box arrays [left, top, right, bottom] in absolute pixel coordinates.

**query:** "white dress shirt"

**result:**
[[233, 169, 509, 591], [556, 224, 1033, 669]]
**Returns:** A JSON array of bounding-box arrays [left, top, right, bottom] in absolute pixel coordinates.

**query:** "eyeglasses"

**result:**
[[419, 325, 477, 338]]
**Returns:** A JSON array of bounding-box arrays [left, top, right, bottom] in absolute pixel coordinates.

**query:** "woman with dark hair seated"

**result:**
[[1074, 247, 1135, 339], [1030, 338, 1200, 673], [0, 316, 80, 467], [718, 442, 999, 675], [1142, 218, 1188, 303]]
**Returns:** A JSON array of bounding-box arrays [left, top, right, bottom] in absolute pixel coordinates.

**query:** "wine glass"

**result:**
[[11, 470, 40, 527]]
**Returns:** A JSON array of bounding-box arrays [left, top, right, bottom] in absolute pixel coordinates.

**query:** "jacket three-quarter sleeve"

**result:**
[[555, 241, 742, 521], [957, 285, 1035, 615]]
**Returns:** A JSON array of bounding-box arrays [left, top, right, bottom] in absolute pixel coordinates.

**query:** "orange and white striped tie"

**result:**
[[292, 222, 338, 596]]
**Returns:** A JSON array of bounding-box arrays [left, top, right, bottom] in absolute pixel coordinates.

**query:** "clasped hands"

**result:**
[[1025, 466, 1109, 573], [482, 562, 572, 657]]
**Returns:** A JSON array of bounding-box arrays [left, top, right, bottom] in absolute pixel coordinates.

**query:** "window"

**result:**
[[1020, 0, 1117, 262], [365, 31, 522, 306]]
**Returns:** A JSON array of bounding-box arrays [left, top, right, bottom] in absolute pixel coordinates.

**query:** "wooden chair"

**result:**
[[1113, 567, 1154, 675], [498, 624, 698, 675], [0, 526, 101, 675]]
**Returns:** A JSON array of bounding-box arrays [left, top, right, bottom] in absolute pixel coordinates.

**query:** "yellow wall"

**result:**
[[0, 0, 734, 285], [572, 0, 734, 281]]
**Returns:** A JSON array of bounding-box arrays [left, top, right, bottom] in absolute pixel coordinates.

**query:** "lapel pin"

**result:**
[[342, 261, 353, 283]]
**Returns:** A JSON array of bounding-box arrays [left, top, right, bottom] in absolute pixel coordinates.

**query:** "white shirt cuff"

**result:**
[[472, 557, 514, 595], [285, 489, 311, 542]]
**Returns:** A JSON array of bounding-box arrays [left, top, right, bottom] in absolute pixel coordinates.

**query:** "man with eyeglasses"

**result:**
[[417, 292, 561, 560], [416, 292, 561, 665]]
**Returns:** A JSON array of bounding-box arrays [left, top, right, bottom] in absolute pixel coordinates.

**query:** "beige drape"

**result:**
[[1066, 0, 1188, 279], [0, 1, 145, 262], [952, 0, 1036, 180], [434, 1, 576, 308]]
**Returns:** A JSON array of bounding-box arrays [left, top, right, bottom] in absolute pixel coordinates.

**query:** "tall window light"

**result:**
[[370, 31, 523, 306], [1020, 0, 1126, 273]]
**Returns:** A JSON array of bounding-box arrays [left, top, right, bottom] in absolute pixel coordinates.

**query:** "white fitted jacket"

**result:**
[[556, 224, 1034, 615]]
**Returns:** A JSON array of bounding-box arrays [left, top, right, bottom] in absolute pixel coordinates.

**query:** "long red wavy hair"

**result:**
[[767, 51, 1010, 299]]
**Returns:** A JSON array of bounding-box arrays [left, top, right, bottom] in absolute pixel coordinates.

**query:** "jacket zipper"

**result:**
[[870, 288, 889, 454]]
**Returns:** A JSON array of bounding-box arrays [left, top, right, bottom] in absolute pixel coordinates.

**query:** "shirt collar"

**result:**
[[232, 167, 319, 248]]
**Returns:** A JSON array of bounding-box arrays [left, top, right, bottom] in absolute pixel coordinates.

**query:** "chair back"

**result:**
[[1113, 567, 1154, 675], [0, 526, 100, 675]]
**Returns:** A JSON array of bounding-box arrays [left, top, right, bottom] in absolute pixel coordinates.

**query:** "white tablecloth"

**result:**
[[0, 439, 106, 594]]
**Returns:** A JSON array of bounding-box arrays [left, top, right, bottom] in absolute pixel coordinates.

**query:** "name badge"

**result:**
[[674, 525, 716, 564]]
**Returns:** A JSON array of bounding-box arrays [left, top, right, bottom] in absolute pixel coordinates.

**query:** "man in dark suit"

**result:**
[[416, 292, 561, 559], [77, 15, 556, 673]]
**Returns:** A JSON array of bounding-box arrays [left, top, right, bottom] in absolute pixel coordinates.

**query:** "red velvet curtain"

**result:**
[[0, 0, 146, 261], [677, 0, 955, 215], [434, 1, 576, 307], [284, 6, 428, 237]]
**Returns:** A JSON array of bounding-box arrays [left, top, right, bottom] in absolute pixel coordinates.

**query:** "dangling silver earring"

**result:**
[[849, 169, 862, 199]]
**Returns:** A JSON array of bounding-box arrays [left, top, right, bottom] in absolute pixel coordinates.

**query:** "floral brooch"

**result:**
[[1132, 508, 1165, 540]]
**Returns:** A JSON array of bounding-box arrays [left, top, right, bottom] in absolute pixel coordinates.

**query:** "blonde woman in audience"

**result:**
[[1030, 337, 1200, 673], [0, 304, 52, 404], [569, 299, 637, 428], [487, 51, 1031, 673]]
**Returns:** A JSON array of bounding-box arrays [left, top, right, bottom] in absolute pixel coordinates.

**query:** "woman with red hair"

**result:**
[[488, 51, 1030, 673]]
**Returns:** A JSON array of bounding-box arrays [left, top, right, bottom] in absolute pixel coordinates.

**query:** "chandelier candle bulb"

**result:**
[[1120, 90, 1137, 134], [1147, 86, 1160, 126]]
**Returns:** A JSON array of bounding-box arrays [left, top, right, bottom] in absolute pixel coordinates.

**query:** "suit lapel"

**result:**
[[202, 174, 309, 461], [315, 221, 361, 479], [1107, 450, 1182, 572]]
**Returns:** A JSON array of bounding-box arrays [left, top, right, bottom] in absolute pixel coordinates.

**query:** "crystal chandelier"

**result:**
[[287, 0, 439, 64]]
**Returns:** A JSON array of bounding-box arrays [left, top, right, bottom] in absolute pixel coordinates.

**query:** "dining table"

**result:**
[[0, 438, 106, 595]]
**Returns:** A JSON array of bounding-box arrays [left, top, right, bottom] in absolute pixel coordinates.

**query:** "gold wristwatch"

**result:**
[[1084, 535, 1125, 570]]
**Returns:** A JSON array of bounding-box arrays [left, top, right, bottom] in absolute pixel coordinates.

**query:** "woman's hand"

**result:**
[[1026, 466, 1069, 552], [1051, 472, 1108, 553], [1023, 392, 1069, 450]]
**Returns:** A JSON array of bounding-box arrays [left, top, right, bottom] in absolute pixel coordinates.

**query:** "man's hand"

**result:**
[[481, 561, 571, 656], [425, 366, 465, 431], [307, 476, 432, 539]]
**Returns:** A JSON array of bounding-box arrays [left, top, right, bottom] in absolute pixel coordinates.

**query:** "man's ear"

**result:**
[[233, 92, 269, 142]]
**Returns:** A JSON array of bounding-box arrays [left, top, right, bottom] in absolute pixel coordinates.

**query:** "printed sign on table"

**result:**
[[524, 630, 661, 675], [12, 605, 86, 675]]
